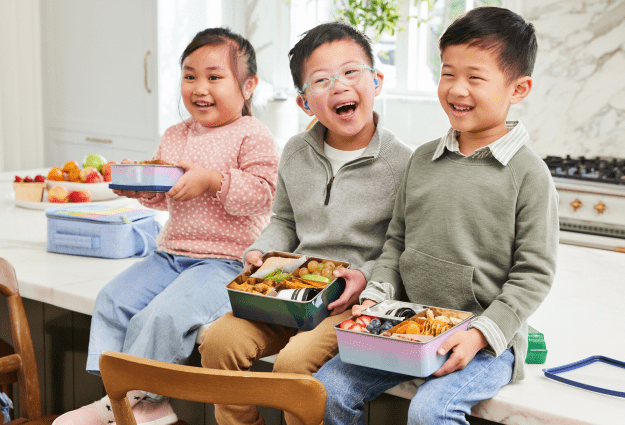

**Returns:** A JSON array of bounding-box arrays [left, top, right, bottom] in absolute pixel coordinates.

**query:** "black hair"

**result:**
[[180, 27, 257, 117], [288, 21, 374, 92], [439, 7, 537, 81]]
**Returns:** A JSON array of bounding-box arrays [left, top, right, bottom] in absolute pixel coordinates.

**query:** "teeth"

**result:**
[[452, 104, 473, 111], [335, 102, 355, 110]]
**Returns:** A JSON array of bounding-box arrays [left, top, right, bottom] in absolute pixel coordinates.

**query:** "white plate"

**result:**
[[14, 197, 132, 211], [46, 180, 116, 201]]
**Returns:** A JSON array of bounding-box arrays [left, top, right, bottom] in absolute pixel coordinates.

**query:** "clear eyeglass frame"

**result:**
[[298, 64, 376, 94]]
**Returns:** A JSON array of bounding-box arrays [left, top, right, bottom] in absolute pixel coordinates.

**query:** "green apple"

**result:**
[[83, 154, 107, 171]]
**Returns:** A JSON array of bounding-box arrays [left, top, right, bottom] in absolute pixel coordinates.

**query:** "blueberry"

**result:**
[[380, 321, 394, 331], [369, 318, 381, 328]]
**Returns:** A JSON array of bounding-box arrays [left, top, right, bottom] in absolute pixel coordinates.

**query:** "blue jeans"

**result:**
[[87, 250, 242, 373], [314, 349, 514, 425]]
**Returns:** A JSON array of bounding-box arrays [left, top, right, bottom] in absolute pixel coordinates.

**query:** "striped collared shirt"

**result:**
[[432, 121, 529, 166]]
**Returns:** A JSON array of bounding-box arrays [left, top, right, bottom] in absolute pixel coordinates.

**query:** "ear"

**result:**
[[374, 70, 385, 97], [243, 75, 259, 100], [296, 94, 315, 116], [510, 76, 532, 105]]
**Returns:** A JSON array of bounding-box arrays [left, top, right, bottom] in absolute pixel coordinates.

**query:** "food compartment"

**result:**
[[109, 164, 184, 192], [335, 305, 473, 377], [226, 252, 348, 330]]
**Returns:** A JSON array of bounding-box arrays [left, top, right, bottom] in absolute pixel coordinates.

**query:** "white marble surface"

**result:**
[[519, 0, 625, 158], [2, 171, 625, 424]]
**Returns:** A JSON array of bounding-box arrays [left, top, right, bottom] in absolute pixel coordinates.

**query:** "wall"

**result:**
[[518, 0, 625, 158]]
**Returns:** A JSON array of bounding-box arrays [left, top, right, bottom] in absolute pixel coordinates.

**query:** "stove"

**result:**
[[544, 156, 625, 252]]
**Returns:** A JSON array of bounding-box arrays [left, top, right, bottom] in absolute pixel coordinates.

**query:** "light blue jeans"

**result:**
[[86, 250, 242, 374], [314, 349, 514, 425]]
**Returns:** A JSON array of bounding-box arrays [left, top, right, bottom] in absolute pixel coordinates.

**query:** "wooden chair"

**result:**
[[99, 351, 327, 425], [0, 258, 59, 424]]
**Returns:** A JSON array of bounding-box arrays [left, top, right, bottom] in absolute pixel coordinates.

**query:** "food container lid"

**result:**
[[542, 356, 625, 397]]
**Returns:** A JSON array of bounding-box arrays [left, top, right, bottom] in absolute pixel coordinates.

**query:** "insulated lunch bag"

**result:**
[[46, 205, 162, 259]]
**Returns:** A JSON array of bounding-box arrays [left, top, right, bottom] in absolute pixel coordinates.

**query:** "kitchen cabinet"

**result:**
[[41, 0, 159, 165]]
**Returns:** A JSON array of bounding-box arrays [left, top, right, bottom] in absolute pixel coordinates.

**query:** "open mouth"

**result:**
[[335, 102, 357, 116], [450, 103, 474, 112], [194, 101, 214, 108]]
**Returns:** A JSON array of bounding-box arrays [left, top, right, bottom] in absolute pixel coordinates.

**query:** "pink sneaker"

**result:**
[[52, 391, 146, 425], [113, 400, 178, 425]]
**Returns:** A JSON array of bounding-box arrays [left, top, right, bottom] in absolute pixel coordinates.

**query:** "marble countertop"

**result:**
[[2, 170, 624, 424]]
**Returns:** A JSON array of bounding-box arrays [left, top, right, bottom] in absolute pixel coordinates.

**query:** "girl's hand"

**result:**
[[433, 328, 488, 377], [112, 189, 164, 201], [245, 250, 263, 268], [352, 299, 377, 317], [167, 160, 223, 202], [327, 269, 367, 316]]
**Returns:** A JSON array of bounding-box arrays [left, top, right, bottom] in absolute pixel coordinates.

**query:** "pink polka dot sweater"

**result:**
[[138, 116, 280, 261]]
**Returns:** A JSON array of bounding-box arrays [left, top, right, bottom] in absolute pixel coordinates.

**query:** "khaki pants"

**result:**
[[199, 310, 352, 425]]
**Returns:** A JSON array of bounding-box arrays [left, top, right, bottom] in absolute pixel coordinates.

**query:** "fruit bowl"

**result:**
[[46, 180, 117, 201]]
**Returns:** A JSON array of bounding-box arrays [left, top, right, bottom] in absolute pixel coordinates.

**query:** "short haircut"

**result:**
[[439, 7, 537, 81], [288, 21, 374, 92]]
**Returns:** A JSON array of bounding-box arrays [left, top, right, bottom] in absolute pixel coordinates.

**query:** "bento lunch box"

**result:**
[[226, 252, 348, 331], [109, 164, 184, 192], [335, 300, 474, 377]]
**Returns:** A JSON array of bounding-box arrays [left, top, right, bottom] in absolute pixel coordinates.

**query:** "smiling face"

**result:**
[[438, 43, 530, 148], [181, 44, 256, 128], [297, 39, 383, 150]]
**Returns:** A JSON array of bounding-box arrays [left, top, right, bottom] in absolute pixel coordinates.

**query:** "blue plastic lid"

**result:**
[[543, 356, 625, 398]]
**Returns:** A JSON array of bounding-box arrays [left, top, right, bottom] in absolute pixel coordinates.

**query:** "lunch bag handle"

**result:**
[[129, 219, 162, 257]]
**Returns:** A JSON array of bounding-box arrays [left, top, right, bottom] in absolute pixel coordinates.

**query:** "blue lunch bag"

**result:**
[[45, 205, 162, 259]]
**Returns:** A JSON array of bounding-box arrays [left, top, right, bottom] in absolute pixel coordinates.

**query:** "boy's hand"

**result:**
[[433, 328, 488, 377], [327, 269, 367, 316], [167, 160, 223, 202], [112, 189, 164, 202], [352, 299, 377, 316], [244, 250, 264, 268]]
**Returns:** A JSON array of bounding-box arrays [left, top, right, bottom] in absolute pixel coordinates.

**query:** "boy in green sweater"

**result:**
[[315, 7, 559, 425]]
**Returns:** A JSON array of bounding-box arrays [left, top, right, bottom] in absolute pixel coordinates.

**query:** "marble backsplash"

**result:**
[[518, 0, 625, 159]]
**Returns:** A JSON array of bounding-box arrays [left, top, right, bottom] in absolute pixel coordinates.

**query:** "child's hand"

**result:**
[[432, 328, 488, 377], [112, 189, 164, 202], [352, 299, 377, 316], [245, 250, 263, 268], [167, 160, 223, 202], [327, 269, 367, 316]]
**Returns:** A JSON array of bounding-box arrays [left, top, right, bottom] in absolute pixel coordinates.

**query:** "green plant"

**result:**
[[335, 0, 430, 40]]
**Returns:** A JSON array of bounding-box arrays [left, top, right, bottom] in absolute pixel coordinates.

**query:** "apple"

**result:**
[[101, 163, 112, 182], [79, 167, 97, 182], [85, 170, 104, 183], [68, 189, 92, 203], [83, 154, 107, 171], [48, 185, 70, 203]]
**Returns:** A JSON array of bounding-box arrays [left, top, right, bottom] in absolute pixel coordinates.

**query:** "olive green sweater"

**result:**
[[361, 137, 559, 381]]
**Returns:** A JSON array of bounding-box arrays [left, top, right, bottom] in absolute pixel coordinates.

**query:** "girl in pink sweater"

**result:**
[[53, 28, 279, 425]]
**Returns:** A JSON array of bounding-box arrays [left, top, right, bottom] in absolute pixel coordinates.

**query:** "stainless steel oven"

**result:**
[[544, 156, 625, 252]]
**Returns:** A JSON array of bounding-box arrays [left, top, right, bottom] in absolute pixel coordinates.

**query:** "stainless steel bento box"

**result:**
[[109, 164, 184, 192], [226, 252, 348, 331], [335, 301, 474, 377]]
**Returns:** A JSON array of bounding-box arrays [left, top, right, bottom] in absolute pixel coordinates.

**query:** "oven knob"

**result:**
[[594, 201, 607, 214], [570, 198, 582, 211]]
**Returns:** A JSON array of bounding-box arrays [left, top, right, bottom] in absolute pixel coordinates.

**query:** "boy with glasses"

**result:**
[[199, 21, 412, 425]]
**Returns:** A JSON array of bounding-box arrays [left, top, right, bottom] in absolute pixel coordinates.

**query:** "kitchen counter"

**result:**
[[1, 170, 624, 424]]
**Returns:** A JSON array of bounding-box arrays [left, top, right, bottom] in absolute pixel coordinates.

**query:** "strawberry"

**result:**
[[339, 319, 356, 330], [34, 175, 45, 182], [23, 176, 33, 183], [355, 316, 374, 327], [14, 176, 22, 182], [351, 325, 364, 333]]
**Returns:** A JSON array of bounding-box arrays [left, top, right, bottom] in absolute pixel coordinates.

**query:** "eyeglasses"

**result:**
[[298, 64, 376, 94]]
